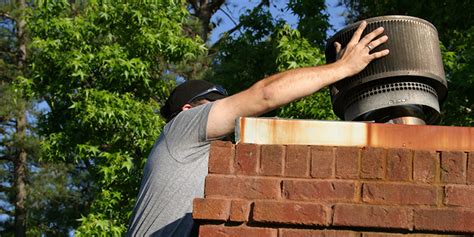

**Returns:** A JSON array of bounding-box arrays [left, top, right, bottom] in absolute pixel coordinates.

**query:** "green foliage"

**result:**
[[440, 29, 474, 126], [287, 0, 330, 48], [1, 1, 41, 236], [28, 0, 204, 234], [342, 0, 474, 126], [210, 2, 335, 120], [29, 0, 205, 102], [274, 25, 324, 71], [274, 25, 337, 120], [76, 213, 124, 237], [342, 0, 474, 44], [26, 162, 91, 236], [210, 6, 282, 95]]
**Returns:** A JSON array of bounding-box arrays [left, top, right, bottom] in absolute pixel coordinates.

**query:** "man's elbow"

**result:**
[[249, 80, 277, 114]]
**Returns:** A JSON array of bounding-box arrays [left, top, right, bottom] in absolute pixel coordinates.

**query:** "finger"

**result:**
[[359, 27, 385, 46], [348, 21, 367, 46], [334, 42, 342, 54], [370, 49, 390, 59], [367, 35, 388, 50]]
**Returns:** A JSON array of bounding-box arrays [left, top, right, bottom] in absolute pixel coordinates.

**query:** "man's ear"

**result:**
[[181, 104, 193, 111]]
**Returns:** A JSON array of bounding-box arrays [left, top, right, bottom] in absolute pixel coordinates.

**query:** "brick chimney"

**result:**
[[193, 118, 474, 236]]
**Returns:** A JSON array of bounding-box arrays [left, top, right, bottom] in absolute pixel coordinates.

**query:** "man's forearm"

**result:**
[[254, 61, 349, 112]]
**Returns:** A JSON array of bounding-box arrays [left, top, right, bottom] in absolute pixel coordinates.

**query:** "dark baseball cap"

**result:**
[[160, 80, 227, 121]]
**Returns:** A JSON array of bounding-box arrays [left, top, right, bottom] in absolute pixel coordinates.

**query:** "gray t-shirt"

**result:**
[[127, 102, 214, 236]]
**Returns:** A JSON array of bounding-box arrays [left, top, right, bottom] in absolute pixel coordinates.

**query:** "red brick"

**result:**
[[311, 146, 335, 178], [362, 183, 437, 205], [192, 198, 230, 221], [333, 204, 412, 229], [413, 150, 438, 184], [285, 145, 310, 177], [252, 200, 329, 226], [360, 148, 385, 179], [229, 200, 251, 222], [209, 141, 235, 174], [468, 152, 474, 184], [386, 149, 412, 181], [414, 208, 474, 232], [260, 145, 285, 176], [335, 147, 359, 179], [280, 229, 358, 237], [282, 180, 356, 202], [361, 233, 403, 237], [444, 185, 474, 208], [199, 225, 277, 237], [204, 175, 280, 199], [440, 151, 467, 184], [235, 143, 260, 175]]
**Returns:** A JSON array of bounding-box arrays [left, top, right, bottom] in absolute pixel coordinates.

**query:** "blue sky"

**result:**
[[209, 0, 347, 43]]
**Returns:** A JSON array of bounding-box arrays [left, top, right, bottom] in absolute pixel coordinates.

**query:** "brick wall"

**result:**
[[193, 141, 474, 236]]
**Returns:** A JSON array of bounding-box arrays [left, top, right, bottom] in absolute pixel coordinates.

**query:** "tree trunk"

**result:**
[[14, 0, 27, 236], [14, 114, 27, 237], [188, 0, 225, 42]]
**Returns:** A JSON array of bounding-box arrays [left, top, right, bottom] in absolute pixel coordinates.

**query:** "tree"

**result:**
[[10, 0, 336, 234], [341, 0, 474, 126], [209, 0, 337, 119], [273, 25, 337, 120], [2, 1, 86, 236], [187, 0, 226, 42], [0, 0, 34, 236], [28, 1, 205, 235]]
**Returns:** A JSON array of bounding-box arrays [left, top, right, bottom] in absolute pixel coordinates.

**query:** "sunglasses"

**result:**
[[187, 85, 228, 104]]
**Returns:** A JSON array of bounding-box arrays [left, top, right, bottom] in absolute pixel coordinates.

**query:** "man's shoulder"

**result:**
[[169, 102, 213, 125], [163, 102, 215, 144]]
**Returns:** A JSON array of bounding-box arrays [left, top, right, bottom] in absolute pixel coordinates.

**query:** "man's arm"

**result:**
[[207, 21, 389, 139]]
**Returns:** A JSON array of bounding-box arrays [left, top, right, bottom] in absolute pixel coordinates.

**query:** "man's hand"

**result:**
[[334, 21, 389, 78]]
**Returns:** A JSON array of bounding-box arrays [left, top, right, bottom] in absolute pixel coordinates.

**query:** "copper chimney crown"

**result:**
[[325, 15, 447, 125]]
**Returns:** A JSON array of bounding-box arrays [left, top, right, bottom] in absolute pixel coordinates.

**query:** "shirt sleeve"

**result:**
[[161, 102, 214, 163]]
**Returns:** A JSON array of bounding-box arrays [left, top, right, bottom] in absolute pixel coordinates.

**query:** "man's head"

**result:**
[[160, 80, 227, 121]]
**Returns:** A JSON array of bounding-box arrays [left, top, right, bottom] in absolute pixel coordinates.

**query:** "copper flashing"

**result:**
[[235, 117, 474, 151]]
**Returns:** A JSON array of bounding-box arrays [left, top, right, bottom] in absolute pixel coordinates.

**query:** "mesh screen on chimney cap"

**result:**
[[325, 16, 448, 125]]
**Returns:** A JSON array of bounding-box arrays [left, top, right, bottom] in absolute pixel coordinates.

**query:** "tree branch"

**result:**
[[209, 17, 243, 51], [210, 0, 269, 50], [0, 138, 12, 145], [0, 11, 14, 21], [218, 7, 238, 26], [188, 0, 198, 13], [1, 155, 13, 162], [0, 184, 13, 193], [0, 205, 13, 216], [188, 0, 226, 41], [5, 119, 16, 126], [83, 159, 92, 170], [209, 22, 241, 50], [209, 0, 225, 14], [0, 44, 16, 54]]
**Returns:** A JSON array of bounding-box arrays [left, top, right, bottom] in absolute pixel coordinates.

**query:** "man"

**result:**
[[127, 21, 389, 236]]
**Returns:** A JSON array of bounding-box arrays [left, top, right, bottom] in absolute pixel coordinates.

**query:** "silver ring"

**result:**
[[367, 45, 373, 50]]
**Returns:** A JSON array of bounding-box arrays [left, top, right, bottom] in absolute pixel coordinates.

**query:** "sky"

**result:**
[[209, 0, 347, 43]]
